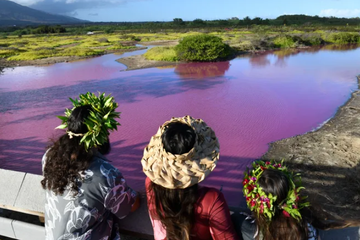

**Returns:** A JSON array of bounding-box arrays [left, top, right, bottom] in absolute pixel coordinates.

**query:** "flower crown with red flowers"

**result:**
[[243, 160, 309, 221]]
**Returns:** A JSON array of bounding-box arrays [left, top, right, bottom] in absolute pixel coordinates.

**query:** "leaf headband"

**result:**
[[243, 160, 309, 221], [56, 92, 121, 151]]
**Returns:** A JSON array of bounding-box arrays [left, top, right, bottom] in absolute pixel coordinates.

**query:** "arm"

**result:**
[[131, 194, 140, 212], [104, 173, 140, 219], [209, 191, 239, 240]]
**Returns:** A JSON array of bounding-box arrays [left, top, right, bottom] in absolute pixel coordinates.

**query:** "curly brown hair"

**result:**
[[41, 105, 95, 196]]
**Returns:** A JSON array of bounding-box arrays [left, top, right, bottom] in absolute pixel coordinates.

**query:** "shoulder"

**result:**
[[85, 153, 124, 187], [198, 186, 225, 207], [199, 186, 223, 200]]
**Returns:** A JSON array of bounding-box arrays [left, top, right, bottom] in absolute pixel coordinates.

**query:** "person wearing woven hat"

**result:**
[[41, 92, 140, 240], [142, 116, 238, 240], [236, 160, 318, 240]]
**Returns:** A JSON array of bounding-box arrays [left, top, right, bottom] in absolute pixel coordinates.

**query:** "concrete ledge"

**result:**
[[14, 174, 44, 216], [12, 220, 45, 240], [0, 216, 16, 239], [0, 169, 25, 209]]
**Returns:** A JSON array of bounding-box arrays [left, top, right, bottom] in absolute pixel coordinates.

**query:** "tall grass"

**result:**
[[8, 48, 58, 60], [58, 48, 104, 57], [273, 36, 297, 48], [144, 46, 179, 61], [326, 32, 360, 44]]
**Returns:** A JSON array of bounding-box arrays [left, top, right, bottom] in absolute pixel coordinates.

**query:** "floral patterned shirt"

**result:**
[[42, 152, 138, 240]]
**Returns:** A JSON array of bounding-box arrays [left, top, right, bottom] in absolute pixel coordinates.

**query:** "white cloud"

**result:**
[[11, 0, 147, 15], [11, 0, 44, 6], [320, 9, 360, 18]]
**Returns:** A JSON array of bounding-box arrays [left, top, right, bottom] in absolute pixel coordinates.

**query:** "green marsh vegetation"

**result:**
[[0, 34, 136, 61], [1, 14, 360, 62]]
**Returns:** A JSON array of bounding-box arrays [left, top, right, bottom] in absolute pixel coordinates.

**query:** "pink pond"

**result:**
[[0, 46, 359, 207]]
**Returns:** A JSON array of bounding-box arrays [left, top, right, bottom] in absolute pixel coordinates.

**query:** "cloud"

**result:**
[[88, 13, 98, 16], [11, 0, 44, 5], [320, 9, 360, 18], [11, 0, 146, 15]]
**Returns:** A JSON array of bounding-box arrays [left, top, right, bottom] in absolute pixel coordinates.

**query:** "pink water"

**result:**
[[0, 46, 359, 207]]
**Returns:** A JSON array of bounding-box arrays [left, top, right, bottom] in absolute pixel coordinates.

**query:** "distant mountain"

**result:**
[[0, 0, 88, 26]]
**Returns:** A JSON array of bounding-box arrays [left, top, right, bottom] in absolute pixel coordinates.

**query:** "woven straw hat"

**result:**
[[141, 116, 220, 189]]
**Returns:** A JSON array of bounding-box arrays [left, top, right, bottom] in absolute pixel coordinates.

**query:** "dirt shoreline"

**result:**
[[116, 55, 179, 71], [263, 76, 360, 226]]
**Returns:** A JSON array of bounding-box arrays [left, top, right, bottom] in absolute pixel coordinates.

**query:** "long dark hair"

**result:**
[[149, 122, 198, 240], [254, 169, 309, 240], [41, 105, 95, 196]]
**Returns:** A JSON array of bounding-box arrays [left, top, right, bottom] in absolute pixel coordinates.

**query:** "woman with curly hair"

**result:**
[[236, 160, 318, 240], [41, 93, 140, 240], [142, 116, 238, 240]]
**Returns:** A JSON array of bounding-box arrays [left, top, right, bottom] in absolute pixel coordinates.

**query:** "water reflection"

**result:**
[[249, 54, 271, 68], [175, 61, 230, 79], [249, 44, 360, 68]]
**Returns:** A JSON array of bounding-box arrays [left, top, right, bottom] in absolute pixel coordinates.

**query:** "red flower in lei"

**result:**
[[282, 210, 290, 218], [243, 179, 249, 186]]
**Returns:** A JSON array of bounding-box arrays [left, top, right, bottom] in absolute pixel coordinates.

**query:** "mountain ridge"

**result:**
[[0, 0, 88, 26]]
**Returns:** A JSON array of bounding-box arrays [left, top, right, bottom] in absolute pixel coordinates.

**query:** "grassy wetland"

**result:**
[[1, 15, 360, 66]]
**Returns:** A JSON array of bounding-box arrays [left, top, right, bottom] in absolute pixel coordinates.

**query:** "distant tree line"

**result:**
[[0, 15, 359, 35], [0, 25, 66, 36]]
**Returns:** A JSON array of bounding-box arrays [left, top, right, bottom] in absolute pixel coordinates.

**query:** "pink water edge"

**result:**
[[0, 47, 359, 207]]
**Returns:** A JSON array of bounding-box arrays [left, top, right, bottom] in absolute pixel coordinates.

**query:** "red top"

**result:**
[[145, 177, 239, 240]]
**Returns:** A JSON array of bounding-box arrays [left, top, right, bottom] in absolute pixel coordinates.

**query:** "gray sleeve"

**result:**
[[241, 217, 257, 240], [103, 170, 138, 220]]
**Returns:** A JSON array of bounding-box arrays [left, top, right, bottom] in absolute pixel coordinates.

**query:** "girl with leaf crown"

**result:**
[[41, 92, 140, 240], [236, 160, 318, 240]]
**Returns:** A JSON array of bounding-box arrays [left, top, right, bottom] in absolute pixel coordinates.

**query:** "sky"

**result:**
[[11, 0, 360, 22]]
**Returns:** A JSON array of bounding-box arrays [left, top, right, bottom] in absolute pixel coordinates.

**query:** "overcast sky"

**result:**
[[10, 0, 360, 22]]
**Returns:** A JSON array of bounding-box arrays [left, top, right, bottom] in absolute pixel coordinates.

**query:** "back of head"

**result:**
[[258, 169, 290, 206], [151, 121, 198, 240], [161, 121, 196, 155], [255, 169, 309, 240], [41, 105, 94, 196], [67, 105, 92, 134]]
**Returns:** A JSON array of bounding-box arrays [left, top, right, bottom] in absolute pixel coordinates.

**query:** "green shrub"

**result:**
[[273, 35, 297, 48], [327, 32, 360, 44], [144, 46, 178, 61], [119, 35, 141, 41], [175, 34, 233, 61], [301, 34, 325, 46], [96, 38, 109, 43]]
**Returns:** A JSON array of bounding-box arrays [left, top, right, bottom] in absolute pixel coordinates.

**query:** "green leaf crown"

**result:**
[[56, 92, 121, 151], [243, 160, 310, 221]]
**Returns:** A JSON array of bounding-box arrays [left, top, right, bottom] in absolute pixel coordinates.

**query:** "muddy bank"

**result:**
[[116, 54, 179, 71], [263, 76, 360, 225], [139, 40, 178, 46], [0, 47, 147, 69]]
